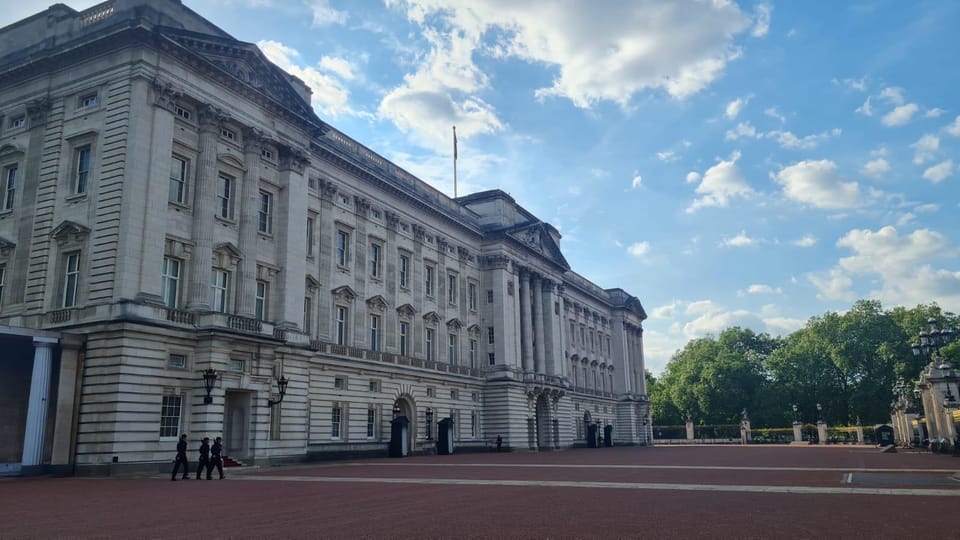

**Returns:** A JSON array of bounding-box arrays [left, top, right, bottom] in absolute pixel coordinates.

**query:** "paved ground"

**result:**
[[2, 445, 958, 539]]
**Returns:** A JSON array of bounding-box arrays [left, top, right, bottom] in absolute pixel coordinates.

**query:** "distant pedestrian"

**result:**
[[170, 434, 189, 481], [207, 436, 225, 480], [496, 435, 502, 452], [195, 437, 210, 480]]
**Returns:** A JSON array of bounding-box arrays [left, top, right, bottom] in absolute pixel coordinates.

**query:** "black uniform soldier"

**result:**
[[496, 435, 502, 452], [195, 437, 210, 480], [170, 434, 189, 481], [208, 436, 225, 480]]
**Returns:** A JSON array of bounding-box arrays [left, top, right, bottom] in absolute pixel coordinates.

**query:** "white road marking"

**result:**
[[343, 462, 959, 474], [235, 475, 960, 496], [843, 473, 853, 484]]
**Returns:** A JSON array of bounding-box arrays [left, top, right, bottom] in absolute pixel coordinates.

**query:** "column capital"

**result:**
[[151, 77, 181, 112], [242, 126, 265, 153], [197, 104, 228, 133], [279, 146, 309, 173]]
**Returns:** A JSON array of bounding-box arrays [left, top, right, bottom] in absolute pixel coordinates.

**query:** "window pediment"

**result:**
[[332, 285, 356, 303], [50, 220, 90, 245], [305, 274, 321, 291], [396, 303, 416, 319], [446, 318, 463, 331], [213, 242, 242, 268], [422, 311, 440, 325], [366, 295, 388, 312], [467, 324, 481, 337]]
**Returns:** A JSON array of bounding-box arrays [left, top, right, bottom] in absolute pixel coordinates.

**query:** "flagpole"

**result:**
[[453, 125, 458, 199]]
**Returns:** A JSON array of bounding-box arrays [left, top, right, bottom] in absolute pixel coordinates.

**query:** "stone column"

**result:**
[[532, 275, 545, 374], [817, 420, 828, 445], [792, 421, 803, 442], [277, 148, 309, 328], [542, 279, 560, 376], [856, 421, 865, 444], [519, 270, 533, 373], [186, 105, 222, 310], [236, 128, 262, 317], [22, 337, 57, 467], [685, 415, 694, 440], [50, 337, 84, 466]]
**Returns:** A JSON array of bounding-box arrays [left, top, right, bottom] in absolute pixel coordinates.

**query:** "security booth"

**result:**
[[603, 425, 614, 447], [437, 417, 455, 455], [875, 424, 895, 446], [587, 423, 598, 448], [390, 416, 410, 457]]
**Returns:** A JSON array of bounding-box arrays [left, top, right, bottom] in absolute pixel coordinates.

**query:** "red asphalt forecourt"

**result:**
[[2, 446, 958, 539]]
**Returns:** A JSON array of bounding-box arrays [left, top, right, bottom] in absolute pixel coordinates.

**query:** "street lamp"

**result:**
[[791, 404, 799, 423], [911, 317, 956, 360], [202, 368, 218, 404], [816, 402, 823, 422], [267, 374, 289, 407]]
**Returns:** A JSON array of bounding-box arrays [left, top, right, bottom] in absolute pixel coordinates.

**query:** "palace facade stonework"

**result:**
[[0, 0, 649, 475]]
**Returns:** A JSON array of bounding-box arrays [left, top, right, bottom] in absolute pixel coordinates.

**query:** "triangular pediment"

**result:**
[[305, 275, 321, 290], [446, 318, 463, 331], [366, 295, 389, 312], [161, 28, 316, 120], [423, 311, 441, 325], [213, 242, 242, 258], [396, 303, 416, 318], [331, 285, 356, 302], [507, 223, 570, 270], [467, 324, 481, 337], [50, 220, 90, 243]]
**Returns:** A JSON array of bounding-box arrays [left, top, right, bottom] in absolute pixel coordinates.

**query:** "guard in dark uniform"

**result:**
[[208, 436, 225, 480], [170, 434, 189, 481], [195, 437, 210, 480]]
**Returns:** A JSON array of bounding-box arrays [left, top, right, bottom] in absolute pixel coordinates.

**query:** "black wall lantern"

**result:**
[[202, 368, 218, 405], [267, 375, 289, 407]]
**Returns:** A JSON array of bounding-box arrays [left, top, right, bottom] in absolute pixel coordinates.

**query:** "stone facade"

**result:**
[[0, 0, 649, 475]]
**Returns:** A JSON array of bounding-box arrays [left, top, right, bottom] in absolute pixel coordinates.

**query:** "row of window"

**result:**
[[570, 320, 613, 355], [170, 156, 276, 234], [2, 146, 91, 212], [570, 362, 616, 392]]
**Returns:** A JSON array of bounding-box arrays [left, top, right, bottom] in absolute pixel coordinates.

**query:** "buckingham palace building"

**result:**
[[0, 0, 650, 475]]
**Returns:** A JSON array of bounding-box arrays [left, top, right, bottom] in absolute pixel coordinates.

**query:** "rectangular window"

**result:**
[[450, 389, 459, 400], [447, 274, 457, 305], [258, 191, 272, 234], [468, 283, 477, 311], [336, 230, 349, 267], [366, 408, 376, 438], [217, 174, 233, 219], [570, 322, 576, 345], [370, 314, 380, 351], [487, 326, 495, 345], [334, 377, 346, 390], [169, 156, 188, 204], [210, 269, 229, 313], [167, 354, 187, 369], [303, 297, 313, 334], [469, 339, 477, 369], [488, 352, 495, 366], [3, 165, 17, 210], [487, 290, 494, 303], [425, 328, 435, 362], [62, 252, 80, 308], [9, 115, 25, 129], [399, 321, 409, 356], [220, 127, 236, 141], [448, 333, 458, 365], [399, 254, 409, 288], [255, 280, 268, 320], [78, 92, 98, 109], [306, 217, 315, 257], [159, 395, 182, 438], [228, 358, 244, 371], [161, 257, 181, 309], [471, 411, 478, 438], [369, 380, 380, 392], [426, 387, 436, 398], [425, 265, 434, 297], [331, 405, 342, 439], [175, 105, 192, 120], [336, 306, 348, 345], [260, 148, 274, 161], [369, 243, 381, 278], [74, 146, 91, 194]]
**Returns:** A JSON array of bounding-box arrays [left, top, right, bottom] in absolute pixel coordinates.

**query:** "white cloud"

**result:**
[[631, 173, 643, 189], [923, 160, 954, 183], [910, 134, 939, 165], [683, 309, 765, 339], [879, 86, 905, 105], [740, 284, 782, 295], [860, 158, 891, 179], [772, 160, 861, 209], [685, 171, 701, 184], [388, 0, 752, 109], [257, 40, 353, 117], [925, 108, 946, 118], [627, 241, 650, 257], [318, 56, 356, 80], [308, 0, 348, 26], [915, 203, 940, 213], [725, 97, 747, 120], [896, 212, 916, 227], [650, 303, 677, 319], [882, 103, 919, 126], [807, 268, 856, 302], [793, 235, 817, 247], [946, 116, 960, 137], [686, 151, 753, 212], [724, 121, 758, 141], [766, 128, 840, 150], [751, 3, 772, 37], [656, 150, 678, 162], [855, 96, 873, 116], [835, 77, 867, 92], [685, 300, 721, 316], [721, 230, 759, 247], [764, 107, 786, 123]]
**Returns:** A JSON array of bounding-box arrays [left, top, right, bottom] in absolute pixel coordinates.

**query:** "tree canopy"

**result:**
[[649, 300, 958, 427]]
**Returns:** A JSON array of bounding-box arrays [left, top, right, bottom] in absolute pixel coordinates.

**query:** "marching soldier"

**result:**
[[195, 437, 210, 480], [170, 434, 189, 481], [208, 436, 225, 480]]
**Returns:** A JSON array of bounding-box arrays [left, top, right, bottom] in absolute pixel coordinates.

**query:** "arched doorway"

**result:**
[[535, 394, 552, 450], [392, 395, 416, 454]]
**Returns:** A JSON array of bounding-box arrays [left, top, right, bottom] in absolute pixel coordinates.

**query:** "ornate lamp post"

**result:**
[[202, 368, 218, 405], [267, 374, 289, 407], [909, 317, 958, 451]]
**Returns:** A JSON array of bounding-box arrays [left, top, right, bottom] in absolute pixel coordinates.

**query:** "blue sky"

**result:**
[[4, 0, 960, 374]]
